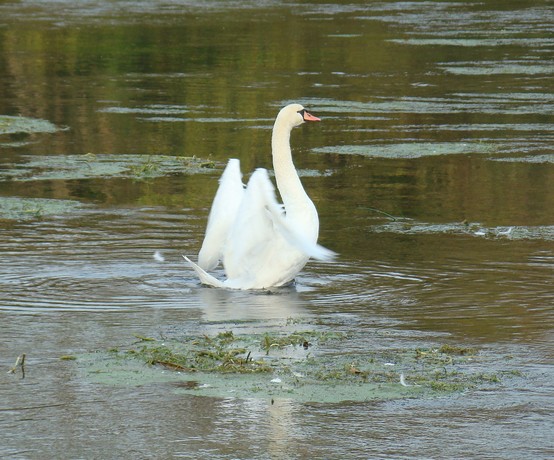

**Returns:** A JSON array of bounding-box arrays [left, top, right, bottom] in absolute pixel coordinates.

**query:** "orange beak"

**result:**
[[303, 111, 321, 122]]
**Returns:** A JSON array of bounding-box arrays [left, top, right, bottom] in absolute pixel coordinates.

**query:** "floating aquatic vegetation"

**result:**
[[0, 154, 331, 182], [0, 115, 61, 147], [369, 219, 554, 242], [491, 154, 554, 164], [327, 34, 363, 38], [302, 95, 554, 116], [0, 115, 60, 136], [77, 325, 515, 403], [0, 196, 85, 220], [440, 62, 554, 76], [98, 104, 190, 115], [389, 38, 554, 48], [0, 154, 218, 182], [98, 104, 261, 124], [471, 226, 554, 241], [141, 117, 255, 123], [313, 142, 493, 159]]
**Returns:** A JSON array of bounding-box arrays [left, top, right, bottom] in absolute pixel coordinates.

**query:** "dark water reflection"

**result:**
[[1, 1, 553, 458]]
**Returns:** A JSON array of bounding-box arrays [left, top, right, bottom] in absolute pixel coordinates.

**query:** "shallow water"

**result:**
[[1, 1, 553, 458]]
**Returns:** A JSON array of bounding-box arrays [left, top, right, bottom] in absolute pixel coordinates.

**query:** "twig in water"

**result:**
[[8, 353, 26, 378], [361, 207, 400, 221]]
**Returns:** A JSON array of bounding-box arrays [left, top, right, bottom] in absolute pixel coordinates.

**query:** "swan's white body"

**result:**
[[185, 103, 335, 289]]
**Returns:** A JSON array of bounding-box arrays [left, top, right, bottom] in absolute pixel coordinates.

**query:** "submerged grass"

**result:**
[[79, 326, 517, 403], [260, 330, 346, 354], [124, 331, 273, 374]]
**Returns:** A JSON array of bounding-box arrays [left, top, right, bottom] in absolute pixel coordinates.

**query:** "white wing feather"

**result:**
[[198, 159, 244, 271], [249, 169, 335, 261], [222, 168, 278, 282], [183, 256, 226, 288]]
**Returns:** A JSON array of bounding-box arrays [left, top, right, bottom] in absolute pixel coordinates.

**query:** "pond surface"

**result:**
[[1, 1, 553, 458]]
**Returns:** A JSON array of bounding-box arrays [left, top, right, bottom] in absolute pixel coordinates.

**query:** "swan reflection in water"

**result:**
[[196, 284, 308, 324], [196, 285, 308, 458]]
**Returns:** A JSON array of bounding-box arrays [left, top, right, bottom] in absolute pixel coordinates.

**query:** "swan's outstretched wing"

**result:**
[[265, 204, 337, 261], [257, 172, 336, 262], [198, 159, 244, 271]]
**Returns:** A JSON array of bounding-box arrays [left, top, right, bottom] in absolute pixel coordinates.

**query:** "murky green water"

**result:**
[[1, 1, 553, 459]]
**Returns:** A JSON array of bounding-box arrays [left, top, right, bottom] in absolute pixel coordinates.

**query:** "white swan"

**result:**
[[184, 103, 335, 289]]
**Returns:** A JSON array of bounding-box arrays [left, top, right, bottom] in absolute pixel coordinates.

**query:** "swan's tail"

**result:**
[[183, 256, 226, 288]]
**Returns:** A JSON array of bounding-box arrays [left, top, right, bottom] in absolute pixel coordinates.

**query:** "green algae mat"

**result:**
[[0, 115, 59, 136], [0, 115, 61, 147], [76, 323, 519, 403], [0, 154, 217, 181], [0, 196, 85, 220], [0, 153, 218, 220]]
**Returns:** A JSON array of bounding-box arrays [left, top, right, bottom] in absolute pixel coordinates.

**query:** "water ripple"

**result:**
[[0, 209, 198, 313]]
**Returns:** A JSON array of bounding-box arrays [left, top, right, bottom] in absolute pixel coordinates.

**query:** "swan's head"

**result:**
[[276, 103, 321, 129]]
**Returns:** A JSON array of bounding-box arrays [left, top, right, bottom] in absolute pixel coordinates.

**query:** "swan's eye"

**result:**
[[297, 109, 306, 117]]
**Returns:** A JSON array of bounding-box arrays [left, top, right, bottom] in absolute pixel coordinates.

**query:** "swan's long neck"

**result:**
[[271, 118, 311, 212]]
